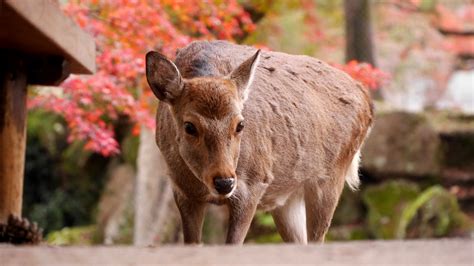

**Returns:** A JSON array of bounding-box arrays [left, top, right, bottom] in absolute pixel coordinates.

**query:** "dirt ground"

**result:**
[[0, 239, 472, 265]]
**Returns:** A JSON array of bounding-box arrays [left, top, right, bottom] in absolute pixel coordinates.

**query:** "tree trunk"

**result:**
[[344, 0, 376, 65], [133, 127, 177, 246], [344, 0, 382, 99]]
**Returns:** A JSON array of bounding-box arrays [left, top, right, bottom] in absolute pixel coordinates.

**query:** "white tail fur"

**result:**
[[346, 149, 361, 190]]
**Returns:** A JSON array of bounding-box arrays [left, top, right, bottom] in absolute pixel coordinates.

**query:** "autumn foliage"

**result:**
[[29, 0, 388, 156], [334, 60, 389, 90], [29, 0, 255, 156]]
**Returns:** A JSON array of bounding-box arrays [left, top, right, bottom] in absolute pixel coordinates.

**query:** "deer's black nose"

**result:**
[[213, 177, 235, 195]]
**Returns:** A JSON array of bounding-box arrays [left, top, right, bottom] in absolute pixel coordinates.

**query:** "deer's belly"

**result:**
[[257, 182, 303, 211]]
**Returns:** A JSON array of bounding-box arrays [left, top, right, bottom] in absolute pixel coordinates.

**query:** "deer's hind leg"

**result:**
[[271, 189, 307, 244], [304, 176, 345, 242]]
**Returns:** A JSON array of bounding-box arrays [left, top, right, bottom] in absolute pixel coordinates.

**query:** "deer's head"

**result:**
[[146, 50, 260, 198]]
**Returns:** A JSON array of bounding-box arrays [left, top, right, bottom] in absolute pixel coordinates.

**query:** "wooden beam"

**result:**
[[0, 53, 27, 223], [27, 54, 70, 86], [0, 0, 96, 75], [0, 240, 471, 265]]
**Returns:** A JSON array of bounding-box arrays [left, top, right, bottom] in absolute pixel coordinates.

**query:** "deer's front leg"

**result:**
[[226, 182, 267, 244], [226, 199, 258, 244], [174, 191, 207, 244]]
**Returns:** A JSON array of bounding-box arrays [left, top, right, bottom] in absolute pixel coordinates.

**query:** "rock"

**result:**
[[362, 111, 440, 178], [362, 181, 473, 239], [362, 180, 420, 239], [362, 110, 474, 202], [399, 186, 473, 239]]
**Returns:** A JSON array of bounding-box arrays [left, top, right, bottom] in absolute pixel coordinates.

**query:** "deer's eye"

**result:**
[[236, 121, 244, 133], [184, 122, 198, 136]]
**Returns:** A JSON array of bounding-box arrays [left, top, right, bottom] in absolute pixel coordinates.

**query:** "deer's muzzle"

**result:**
[[213, 177, 235, 195]]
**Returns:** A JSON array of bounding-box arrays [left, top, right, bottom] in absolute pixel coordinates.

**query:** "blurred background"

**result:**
[[25, 0, 473, 245]]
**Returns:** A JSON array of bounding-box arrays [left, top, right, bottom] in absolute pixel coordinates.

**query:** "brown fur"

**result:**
[[147, 40, 373, 244]]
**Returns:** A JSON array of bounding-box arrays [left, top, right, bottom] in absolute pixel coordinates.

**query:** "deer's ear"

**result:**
[[229, 50, 261, 102], [146, 51, 183, 103]]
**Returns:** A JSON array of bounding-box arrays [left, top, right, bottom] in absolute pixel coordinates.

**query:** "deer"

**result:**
[[145, 40, 373, 245]]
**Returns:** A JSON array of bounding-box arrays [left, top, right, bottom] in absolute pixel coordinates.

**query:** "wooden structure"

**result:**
[[0, 0, 95, 226], [0, 239, 471, 265]]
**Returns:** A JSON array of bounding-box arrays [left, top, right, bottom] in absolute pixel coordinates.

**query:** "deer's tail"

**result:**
[[345, 149, 361, 190]]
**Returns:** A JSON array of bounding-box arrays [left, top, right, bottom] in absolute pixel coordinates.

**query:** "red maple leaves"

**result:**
[[29, 0, 387, 156], [334, 60, 390, 90], [29, 0, 255, 156]]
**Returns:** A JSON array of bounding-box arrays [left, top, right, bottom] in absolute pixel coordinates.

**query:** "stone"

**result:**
[[362, 180, 420, 239], [362, 181, 473, 239], [362, 111, 440, 178], [398, 186, 473, 239], [361, 110, 474, 203]]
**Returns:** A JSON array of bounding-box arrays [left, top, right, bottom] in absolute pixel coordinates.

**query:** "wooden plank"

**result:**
[[0, 240, 472, 265], [0, 54, 27, 223], [0, 0, 95, 74]]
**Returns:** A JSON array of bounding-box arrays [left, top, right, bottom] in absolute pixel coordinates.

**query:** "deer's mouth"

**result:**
[[207, 178, 237, 199], [213, 177, 235, 194]]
